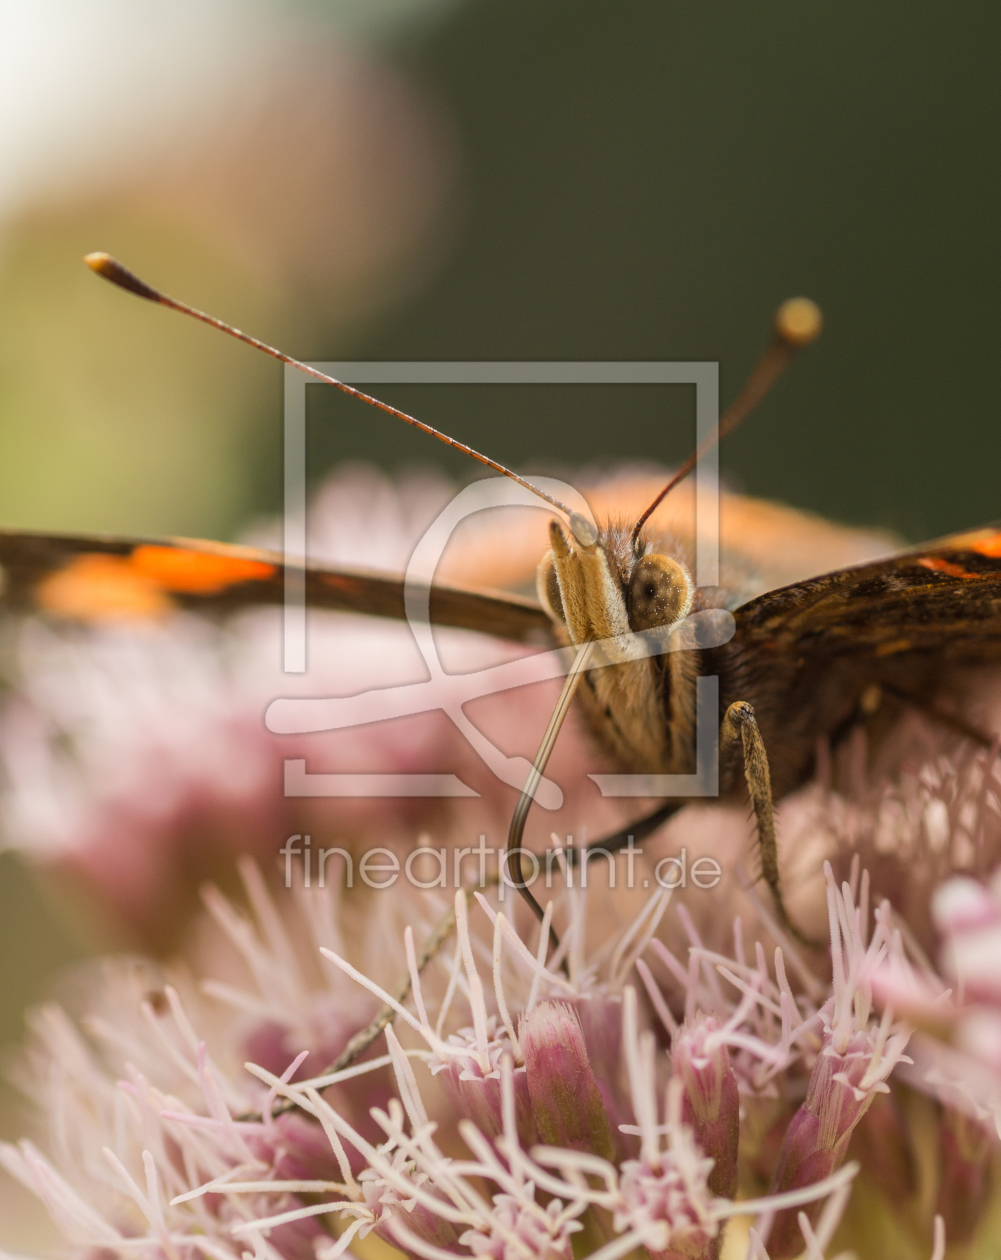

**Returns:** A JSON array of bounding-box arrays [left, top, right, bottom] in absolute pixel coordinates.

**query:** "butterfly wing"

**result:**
[[0, 529, 553, 644], [714, 525, 1001, 795], [732, 525, 1001, 662]]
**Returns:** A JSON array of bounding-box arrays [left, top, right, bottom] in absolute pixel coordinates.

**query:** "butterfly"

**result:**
[[3, 252, 1000, 942]]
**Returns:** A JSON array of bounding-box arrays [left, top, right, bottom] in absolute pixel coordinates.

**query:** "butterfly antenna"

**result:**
[[629, 298, 823, 551], [84, 252, 583, 526]]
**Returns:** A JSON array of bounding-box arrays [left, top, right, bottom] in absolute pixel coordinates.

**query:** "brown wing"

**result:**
[[733, 525, 1001, 663], [708, 525, 1001, 796], [0, 529, 553, 645]]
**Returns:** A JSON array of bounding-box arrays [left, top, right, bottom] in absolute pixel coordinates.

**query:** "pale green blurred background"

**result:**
[[0, 1, 998, 1233]]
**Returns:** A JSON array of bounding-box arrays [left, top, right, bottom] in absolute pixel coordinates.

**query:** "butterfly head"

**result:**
[[537, 518, 694, 658]]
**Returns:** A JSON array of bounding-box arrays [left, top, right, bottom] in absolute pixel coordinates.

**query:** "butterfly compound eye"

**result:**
[[628, 554, 693, 632]]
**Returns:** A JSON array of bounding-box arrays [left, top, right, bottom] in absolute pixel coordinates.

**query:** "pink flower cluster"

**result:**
[[0, 849, 955, 1260]]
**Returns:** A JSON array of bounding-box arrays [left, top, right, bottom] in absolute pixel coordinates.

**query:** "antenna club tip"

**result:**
[[83, 252, 162, 302], [83, 251, 112, 274], [775, 297, 823, 347]]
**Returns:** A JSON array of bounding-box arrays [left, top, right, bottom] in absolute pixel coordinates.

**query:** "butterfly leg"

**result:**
[[721, 700, 817, 947]]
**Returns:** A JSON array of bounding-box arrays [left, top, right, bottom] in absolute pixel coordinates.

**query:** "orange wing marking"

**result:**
[[918, 556, 980, 580], [37, 546, 276, 620], [130, 545, 275, 593], [970, 534, 1001, 559], [38, 554, 173, 619]]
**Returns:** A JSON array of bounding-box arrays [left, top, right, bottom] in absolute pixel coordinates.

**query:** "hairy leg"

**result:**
[[721, 700, 818, 946]]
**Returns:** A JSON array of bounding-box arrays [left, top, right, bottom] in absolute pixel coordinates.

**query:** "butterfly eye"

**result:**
[[628, 554, 693, 633]]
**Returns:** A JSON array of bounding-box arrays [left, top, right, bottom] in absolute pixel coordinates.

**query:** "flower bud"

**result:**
[[520, 1000, 617, 1160], [935, 1106, 995, 1244], [844, 1089, 916, 1204], [460, 1194, 576, 1260], [245, 1016, 392, 1176], [268, 1109, 351, 1182], [437, 1053, 536, 1143], [362, 1172, 464, 1255], [574, 994, 633, 1143], [672, 1015, 739, 1199], [767, 1028, 888, 1258]]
